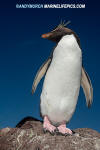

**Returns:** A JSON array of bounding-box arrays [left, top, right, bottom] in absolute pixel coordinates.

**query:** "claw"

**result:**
[[43, 128, 56, 135], [56, 131, 71, 136], [43, 128, 47, 133], [72, 130, 75, 134], [55, 128, 59, 133], [50, 131, 55, 136]]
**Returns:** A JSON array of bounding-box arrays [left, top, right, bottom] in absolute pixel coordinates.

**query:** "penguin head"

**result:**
[[41, 21, 73, 43]]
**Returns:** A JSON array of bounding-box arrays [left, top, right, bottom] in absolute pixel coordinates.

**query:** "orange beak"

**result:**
[[41, 33, 52, 38]]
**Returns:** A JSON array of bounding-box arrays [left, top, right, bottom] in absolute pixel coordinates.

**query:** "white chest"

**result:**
[[40, 34, 82, 124]]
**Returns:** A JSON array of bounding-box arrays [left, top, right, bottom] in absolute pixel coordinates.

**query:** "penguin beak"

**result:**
[[41, 33, 52, 39]]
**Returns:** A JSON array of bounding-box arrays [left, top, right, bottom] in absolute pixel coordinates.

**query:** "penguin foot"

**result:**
[[43, 128, 56, 135], [57, 124, 72, 136], [43, 116, 56, 134]]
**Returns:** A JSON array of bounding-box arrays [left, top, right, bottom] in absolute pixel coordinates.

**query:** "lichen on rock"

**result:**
[[0, 117, 100, 150]]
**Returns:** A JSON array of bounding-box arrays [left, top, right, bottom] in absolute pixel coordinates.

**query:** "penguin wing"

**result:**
[[81, 67, 93, 108], [32, 58, 51, 94]]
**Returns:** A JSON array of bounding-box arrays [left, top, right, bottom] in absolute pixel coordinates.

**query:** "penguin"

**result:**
[[32, 21, 93, 135]]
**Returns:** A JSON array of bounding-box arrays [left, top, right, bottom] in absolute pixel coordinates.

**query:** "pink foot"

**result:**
[[57, 124, 72, 135], [43, 116, 56, 134]]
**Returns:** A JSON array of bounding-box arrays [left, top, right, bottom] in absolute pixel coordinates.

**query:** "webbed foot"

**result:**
[[43, 116, 56, 135], [57, 124, 72, 136]]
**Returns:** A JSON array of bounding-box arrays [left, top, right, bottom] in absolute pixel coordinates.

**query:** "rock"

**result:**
[[0, 127, 11, 136], [0, 117, 100, 150]]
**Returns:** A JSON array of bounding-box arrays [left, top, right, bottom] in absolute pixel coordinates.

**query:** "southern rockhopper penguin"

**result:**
[[32, 21, 93, 135]]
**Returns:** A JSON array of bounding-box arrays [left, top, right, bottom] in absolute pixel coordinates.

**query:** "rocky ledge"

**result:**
[[0, 117, 100, 150]]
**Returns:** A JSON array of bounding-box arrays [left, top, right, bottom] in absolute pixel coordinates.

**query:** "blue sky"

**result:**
[[0, 0, 100, 132]]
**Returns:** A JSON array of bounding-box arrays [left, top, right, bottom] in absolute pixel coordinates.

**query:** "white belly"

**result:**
[[40, 35, 82, 125]]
